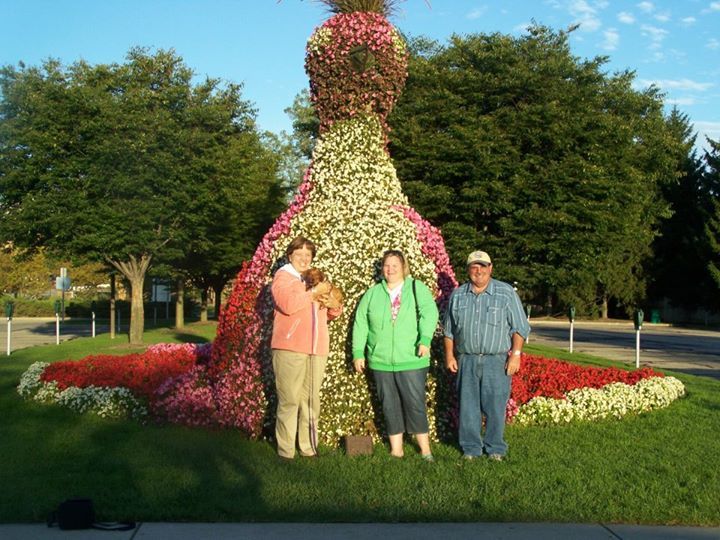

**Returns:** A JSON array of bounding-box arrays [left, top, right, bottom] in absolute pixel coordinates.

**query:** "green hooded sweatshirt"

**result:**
[[352, 277, 439, 372]]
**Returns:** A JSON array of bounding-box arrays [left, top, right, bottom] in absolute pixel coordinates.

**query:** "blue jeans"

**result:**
[[373, 368, 430, 435], [457, 353, 511, 457]]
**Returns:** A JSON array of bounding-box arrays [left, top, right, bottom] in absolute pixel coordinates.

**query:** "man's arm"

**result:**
[[444, 336, 458, 373]]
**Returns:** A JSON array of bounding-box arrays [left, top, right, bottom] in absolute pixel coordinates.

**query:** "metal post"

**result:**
[[570, 321, 574, 353], [633, 309, 644, 369], [116, 309, 121, 333], [525, 304, 531, 344], [92, 311, 96, 338], [6, 318, 10, 356], [55, 313, 60, 345], [60, 267, 67, 322]]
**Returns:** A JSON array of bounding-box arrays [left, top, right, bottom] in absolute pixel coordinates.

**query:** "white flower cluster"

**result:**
[[307, 27, 333, 55], [390, 28, 406, 57], [266, 115, 444, 444], [17, 361, 148, 420], [17, 361, 50, 397], [513, 376, 686, 426]]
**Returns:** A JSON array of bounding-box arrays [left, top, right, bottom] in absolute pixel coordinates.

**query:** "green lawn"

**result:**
[[1, 324, 718, 525]]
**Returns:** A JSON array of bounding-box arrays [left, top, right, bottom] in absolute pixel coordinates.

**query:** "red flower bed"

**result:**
[[512, 354, 663, 406], [40, 345, 206, 402], [37, 344, 665, 433]]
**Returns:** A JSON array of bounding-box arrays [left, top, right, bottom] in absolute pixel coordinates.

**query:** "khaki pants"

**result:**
[[272, 349, 328, 458]]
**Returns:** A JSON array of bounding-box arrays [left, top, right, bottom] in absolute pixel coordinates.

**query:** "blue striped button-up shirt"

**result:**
[[443, 279, 531, 355]]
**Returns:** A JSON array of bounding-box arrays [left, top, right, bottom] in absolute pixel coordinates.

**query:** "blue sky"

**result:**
[[3, 1, 719, 153]]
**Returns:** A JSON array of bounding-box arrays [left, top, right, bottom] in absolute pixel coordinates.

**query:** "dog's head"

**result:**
[[302, 267, 326, 290]]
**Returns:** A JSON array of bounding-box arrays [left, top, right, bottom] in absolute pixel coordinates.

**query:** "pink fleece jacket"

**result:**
[[270, 266, 340, 356]]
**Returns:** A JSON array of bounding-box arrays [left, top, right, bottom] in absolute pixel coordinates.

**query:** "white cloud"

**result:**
[[710, 2, 720, 12], [650, 51, 665, 61], [680, 16, 697, 25], [639, 78, 714, 91], [637, 1, 654, 13], [617, 11, 635, 23], [569, 0, 602, 32], [466, 6, 488, 20], [666, 97, 698, 106], [654, 11, 670, 22], [667, 48, 688, 64], [641, 24, 668, 48], [601, 28, 620, 50], [707, 38, 720, 50], [693, 121, 720, 148]]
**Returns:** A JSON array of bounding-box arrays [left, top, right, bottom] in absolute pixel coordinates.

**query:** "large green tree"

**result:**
[[0, 48, 275, 342], [648, 113, 720, 311], [387, 27, 681, 315], [177, 128, 285, 322], [704, 139, 720, 297]]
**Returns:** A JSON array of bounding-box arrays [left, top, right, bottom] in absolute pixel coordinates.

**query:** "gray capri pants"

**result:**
[[372, 367, 430, 435]]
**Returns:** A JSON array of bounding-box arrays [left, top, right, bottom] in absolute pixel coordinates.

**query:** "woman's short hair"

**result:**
[[382, 249, 410, 277], [286, 236, 317, 259]]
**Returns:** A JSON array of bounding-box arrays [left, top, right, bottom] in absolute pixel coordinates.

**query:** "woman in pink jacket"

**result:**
[[271, 236, 342, 459]]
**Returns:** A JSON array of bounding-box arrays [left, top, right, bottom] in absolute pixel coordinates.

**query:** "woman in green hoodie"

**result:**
[[352, 250, 439, 460]]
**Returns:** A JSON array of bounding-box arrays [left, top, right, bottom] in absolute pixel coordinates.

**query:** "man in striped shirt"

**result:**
[[443, 250, 530, 461]]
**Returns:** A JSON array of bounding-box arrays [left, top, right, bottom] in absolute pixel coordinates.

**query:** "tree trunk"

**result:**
[[108, 254, 151, 345], [200, 287, 209, 323], [213, 282, 224, 320], [110, 274, 116, 340], [601, 295, 609, 319], [175, 278, 185, 329]]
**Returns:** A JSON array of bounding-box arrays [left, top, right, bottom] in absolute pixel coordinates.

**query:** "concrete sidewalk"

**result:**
[[2, 522, 720, 539]]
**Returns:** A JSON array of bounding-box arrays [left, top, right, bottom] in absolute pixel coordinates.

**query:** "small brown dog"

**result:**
[[303, 268, 343, 310]]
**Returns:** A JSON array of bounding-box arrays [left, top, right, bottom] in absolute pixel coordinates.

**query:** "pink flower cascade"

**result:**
[[147, 342, 212, 360]]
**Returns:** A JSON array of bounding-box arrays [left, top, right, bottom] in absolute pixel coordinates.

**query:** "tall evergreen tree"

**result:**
[[648, 112, 717, 311], [704, 139, 720, 300]]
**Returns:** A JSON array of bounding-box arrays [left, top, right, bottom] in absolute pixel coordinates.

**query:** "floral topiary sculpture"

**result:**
[[181, 0, 458, 444]]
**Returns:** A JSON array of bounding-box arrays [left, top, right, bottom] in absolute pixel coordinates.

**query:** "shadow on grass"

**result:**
[[169, 332, 211, 344], [0, 400, 267, 522]]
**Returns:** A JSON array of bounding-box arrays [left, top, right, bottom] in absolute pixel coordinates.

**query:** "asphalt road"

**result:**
[[528, 319, 720, 379], [1, 317, 112, 354]]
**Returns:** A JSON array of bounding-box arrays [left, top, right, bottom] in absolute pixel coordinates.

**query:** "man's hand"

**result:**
[[353, 358, 365, 373], [505, 351, 521, 376], [417, 344, 430, 358], [446, 353, 458, 373], [444, 337, 458, 373]]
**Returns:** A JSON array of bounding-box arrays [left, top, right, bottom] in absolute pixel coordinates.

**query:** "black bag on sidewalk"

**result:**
[[47, 498, 135, 531]]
